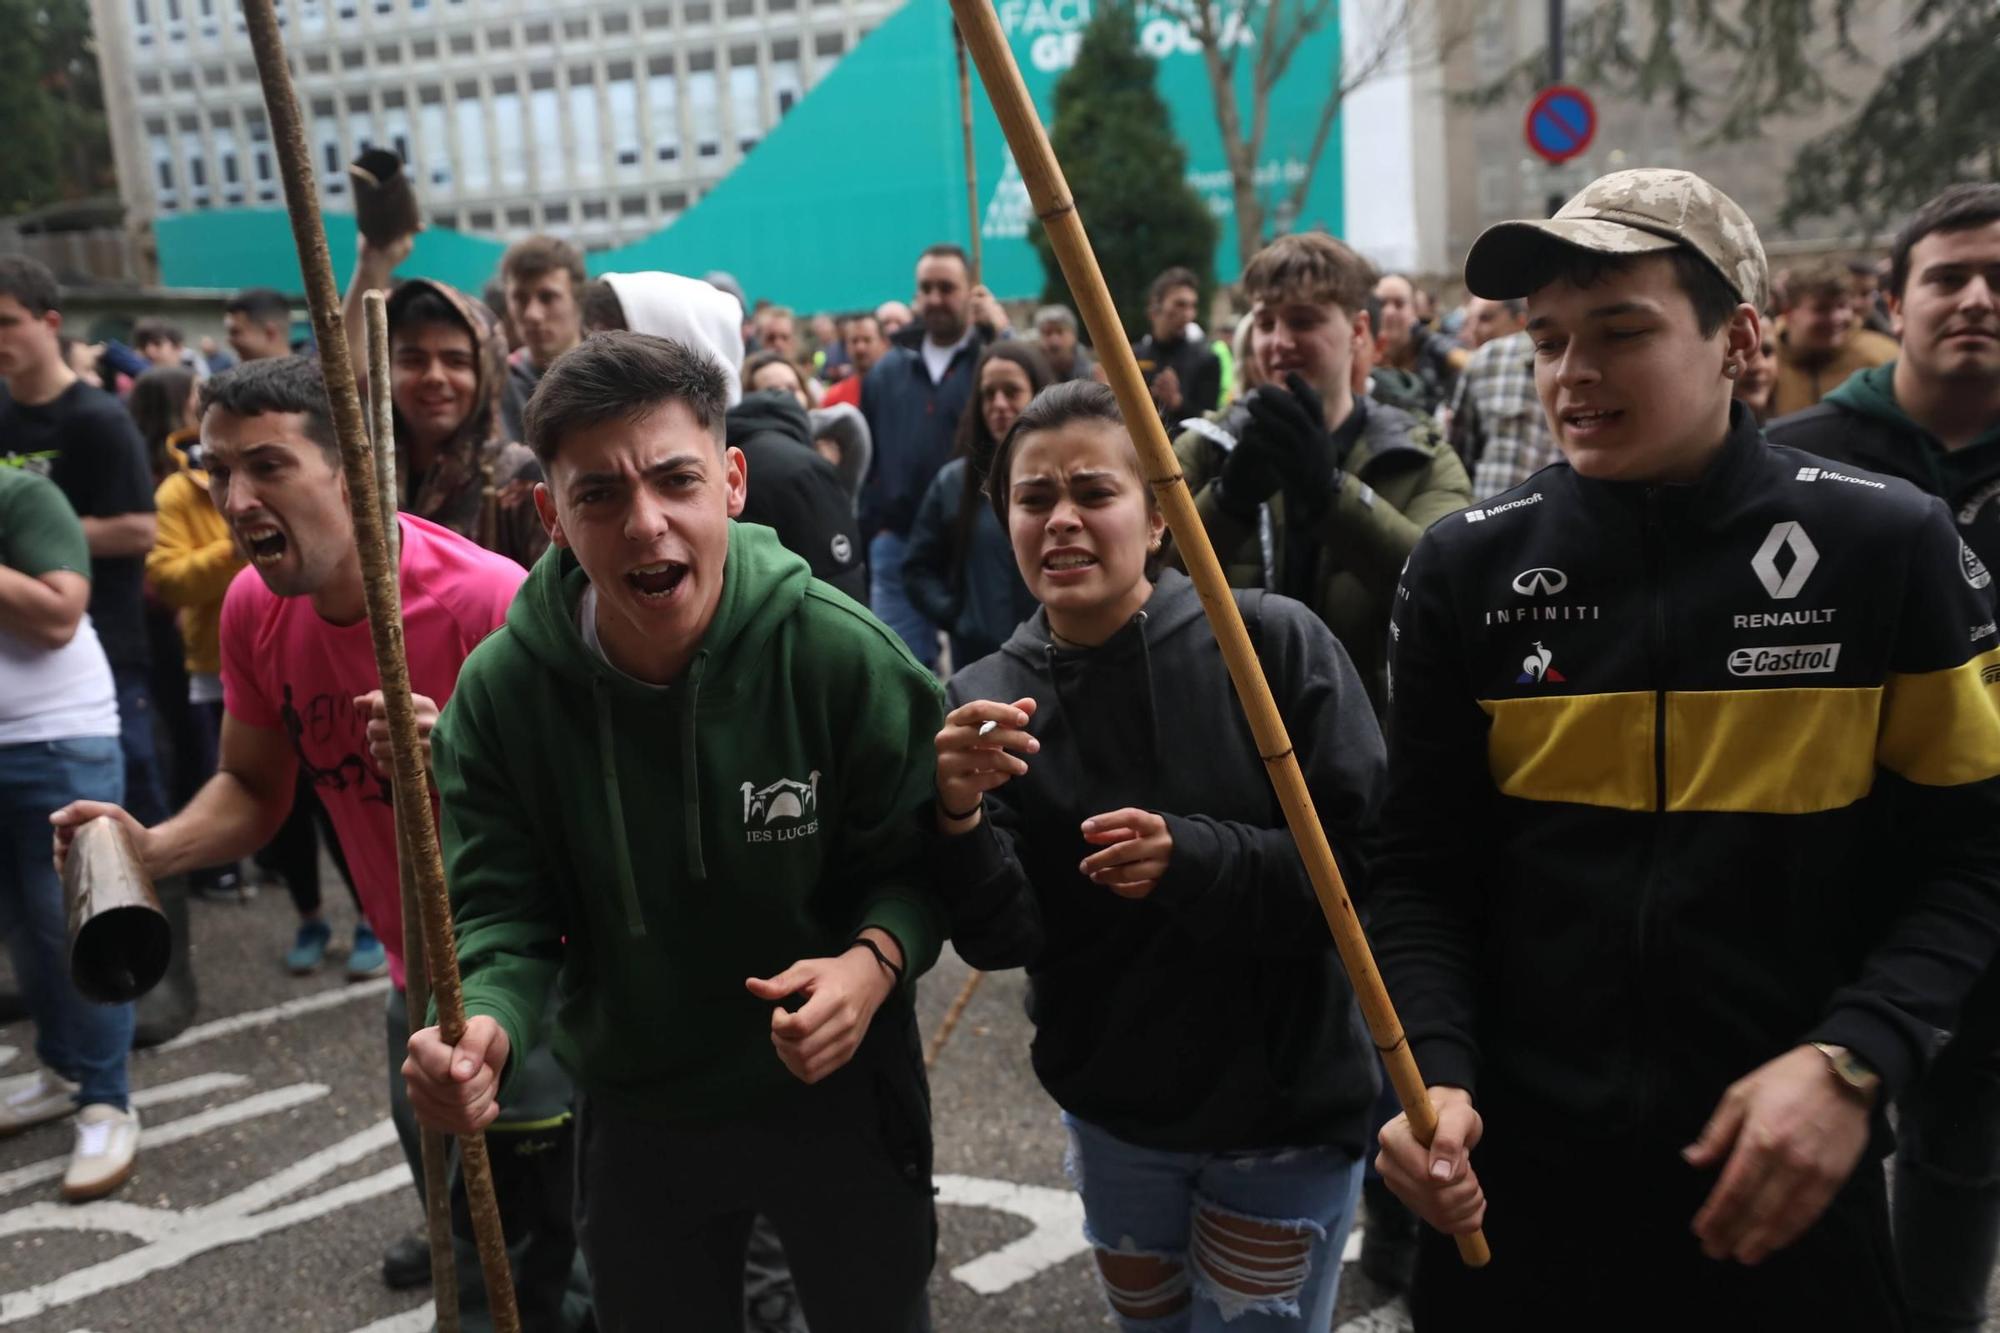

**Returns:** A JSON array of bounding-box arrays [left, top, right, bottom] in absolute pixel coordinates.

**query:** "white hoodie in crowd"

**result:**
[[599, 271, 747, 406]]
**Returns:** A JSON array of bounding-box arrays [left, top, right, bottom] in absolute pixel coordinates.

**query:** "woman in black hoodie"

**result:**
[[931, 381, 1385, 1330]]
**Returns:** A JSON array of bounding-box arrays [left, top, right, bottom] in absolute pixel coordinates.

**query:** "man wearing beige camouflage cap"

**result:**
[[1367, 168, 2000, 1329]]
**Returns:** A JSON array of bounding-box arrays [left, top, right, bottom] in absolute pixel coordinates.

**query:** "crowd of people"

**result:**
[[0, 163, 1995, 1333]]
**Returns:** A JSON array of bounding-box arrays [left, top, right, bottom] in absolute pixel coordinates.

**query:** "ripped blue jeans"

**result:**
[[1062, 1112, 1362, 1331]]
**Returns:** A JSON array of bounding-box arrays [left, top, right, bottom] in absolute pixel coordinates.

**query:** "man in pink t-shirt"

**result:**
[[53, 356, 588, 1331], [217, 506, 516, 988]]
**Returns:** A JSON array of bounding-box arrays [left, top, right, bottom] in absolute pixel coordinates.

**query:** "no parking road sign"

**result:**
[[1525, 85, 1597, 165]]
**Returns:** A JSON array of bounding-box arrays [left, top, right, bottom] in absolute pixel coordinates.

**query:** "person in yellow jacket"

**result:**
[[146, 425, 246, 909], [1770, 258, 1900, 416], [147, 429, 240, 697]]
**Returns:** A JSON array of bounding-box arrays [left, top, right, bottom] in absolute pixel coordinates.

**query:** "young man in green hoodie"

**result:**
[[1765, 180, 2000, 1333], [402, 332, 946, 1331]]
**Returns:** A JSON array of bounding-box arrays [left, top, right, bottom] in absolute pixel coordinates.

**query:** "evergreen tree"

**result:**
[[0, 0, 112, 216], [1028, 0, 1219, 341]]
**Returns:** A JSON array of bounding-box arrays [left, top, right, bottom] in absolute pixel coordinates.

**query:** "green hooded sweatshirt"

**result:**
[[1823, 363, 2000, 495], [432, 521, 946, 1123]]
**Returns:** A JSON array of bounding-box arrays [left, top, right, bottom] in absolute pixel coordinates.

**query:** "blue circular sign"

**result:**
[[1525, 85, 1597, 166]]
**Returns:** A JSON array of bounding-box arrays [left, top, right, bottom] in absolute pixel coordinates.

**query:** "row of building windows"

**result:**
[[127, 0, 858, 50], [134, 28, 846, 98], [428, 186, 697, 237], [142, 54, 802, 213]]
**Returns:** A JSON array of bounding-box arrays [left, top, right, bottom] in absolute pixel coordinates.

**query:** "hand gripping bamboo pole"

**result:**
[[239, 9, 523, 1324], [365, 294, 462, 1330], [946, 0, 1491, 1268]]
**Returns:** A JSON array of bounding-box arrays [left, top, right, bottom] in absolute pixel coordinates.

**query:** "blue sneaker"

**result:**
[[347, 923, 388, 980], [285, 919, 331, 975]]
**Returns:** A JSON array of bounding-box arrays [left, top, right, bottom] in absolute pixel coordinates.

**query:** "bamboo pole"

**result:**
[[366, 294, 461, 1331], [932, 14, 987, 1067], [955, 21, 982, 288], [924, 968, 983, 1070], [946, 0, 1491, 1268], [240, 6, 524, 1323]]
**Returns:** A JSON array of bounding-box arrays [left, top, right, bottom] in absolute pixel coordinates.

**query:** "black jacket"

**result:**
[[1372, 405, 2000, 1156], [902, 457, 1037, 664], [858, 322, 994, 540], [725, 391, 868, 603], [933, 570, 1385, 1154], [1133, 329, 1222, 430], [1766, 366, 2000, 575]]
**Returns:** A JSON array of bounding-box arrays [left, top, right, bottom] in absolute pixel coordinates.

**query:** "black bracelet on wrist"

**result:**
[[849, 935, 904, 986], [938, 795, 982, 821]]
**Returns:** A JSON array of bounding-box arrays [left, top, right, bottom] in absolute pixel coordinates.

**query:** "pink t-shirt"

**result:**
[[220, 513, 525, 987]]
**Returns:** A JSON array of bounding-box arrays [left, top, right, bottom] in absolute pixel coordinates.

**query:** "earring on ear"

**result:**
[[1724, 359, 1742, 379]]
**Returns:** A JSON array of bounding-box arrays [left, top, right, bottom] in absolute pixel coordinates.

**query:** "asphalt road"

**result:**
[[0, 883, 1989, 1331]]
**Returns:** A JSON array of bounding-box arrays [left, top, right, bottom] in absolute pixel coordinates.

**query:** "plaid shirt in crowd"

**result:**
[[1449, 331, 1557, 500]]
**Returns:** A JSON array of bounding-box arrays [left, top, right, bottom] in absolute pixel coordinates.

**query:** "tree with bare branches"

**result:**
[[1159, 0, 1471, 269]]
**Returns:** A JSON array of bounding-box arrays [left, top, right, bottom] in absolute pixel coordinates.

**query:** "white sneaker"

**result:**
[[0, 1069, 80, 1136], [62, 1104, 138, 1202]]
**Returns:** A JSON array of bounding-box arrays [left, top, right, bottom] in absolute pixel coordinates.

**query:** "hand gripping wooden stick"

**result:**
[[945, 0, 1491, 1268], [365, 294, 462, 1331], [239, 10, 524, 1325]]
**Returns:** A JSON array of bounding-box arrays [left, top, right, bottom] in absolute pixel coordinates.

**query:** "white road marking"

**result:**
[[0, 1119, 404, 1323], [0, 1048, 17, 1070], [152, 979, 391, 1054], [936, 1173, 1090, 1294], [132, 1072, 252, 1107], [1335, 1300, 1413, 1333], [0, 1084, 327, 1199]]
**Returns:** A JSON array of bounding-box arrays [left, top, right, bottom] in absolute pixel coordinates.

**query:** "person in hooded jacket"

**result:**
[[342, 240, 546, 571], [584, 271, 868, 607], [903, 342, 1049, 668], [932, 380, 1385, 1330], [727, 389, 869, 604], [1764, 182, 2000, 1333], [404, 333, 945, 1332], [383, 280, 548, 570], [1171, 234, 1473, 713]]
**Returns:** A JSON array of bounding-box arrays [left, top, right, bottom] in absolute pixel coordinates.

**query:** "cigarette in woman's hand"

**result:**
[[977, 720, 999, 738]]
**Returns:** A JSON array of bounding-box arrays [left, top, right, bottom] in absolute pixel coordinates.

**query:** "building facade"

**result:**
[[90, 0, 898, 256], [1434, 2, 1921, 276]]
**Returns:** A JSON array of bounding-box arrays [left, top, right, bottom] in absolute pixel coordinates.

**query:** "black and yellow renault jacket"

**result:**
[[1370, 405, 2000, 1151]]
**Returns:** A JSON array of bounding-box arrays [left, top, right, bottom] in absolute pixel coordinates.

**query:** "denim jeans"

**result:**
[[111, 665, 168, 827], [1062, 1112, 1363, 1331], [868, 530, 939, 670], [1896, 964, 2000, 1333], [0, 736, 134, 1109]]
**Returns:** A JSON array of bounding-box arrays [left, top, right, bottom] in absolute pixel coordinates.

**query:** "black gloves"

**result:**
[[1215, 429, 1287, 523], [1213, 374, 1337, 523]]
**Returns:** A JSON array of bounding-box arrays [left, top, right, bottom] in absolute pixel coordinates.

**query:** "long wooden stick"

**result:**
[[924, 968, 983, 1069], [955, 20, 982, 288], [947, 0, 1490, 1268], [366, 294, 462, 1331], [240, 7, 523, 1324]]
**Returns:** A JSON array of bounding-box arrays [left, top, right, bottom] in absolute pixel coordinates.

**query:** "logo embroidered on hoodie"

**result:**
[[742, 772, 822, 843]]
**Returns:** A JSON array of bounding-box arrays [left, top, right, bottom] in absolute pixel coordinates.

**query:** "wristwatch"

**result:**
[[1811, 1042, 1882, 1104]]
